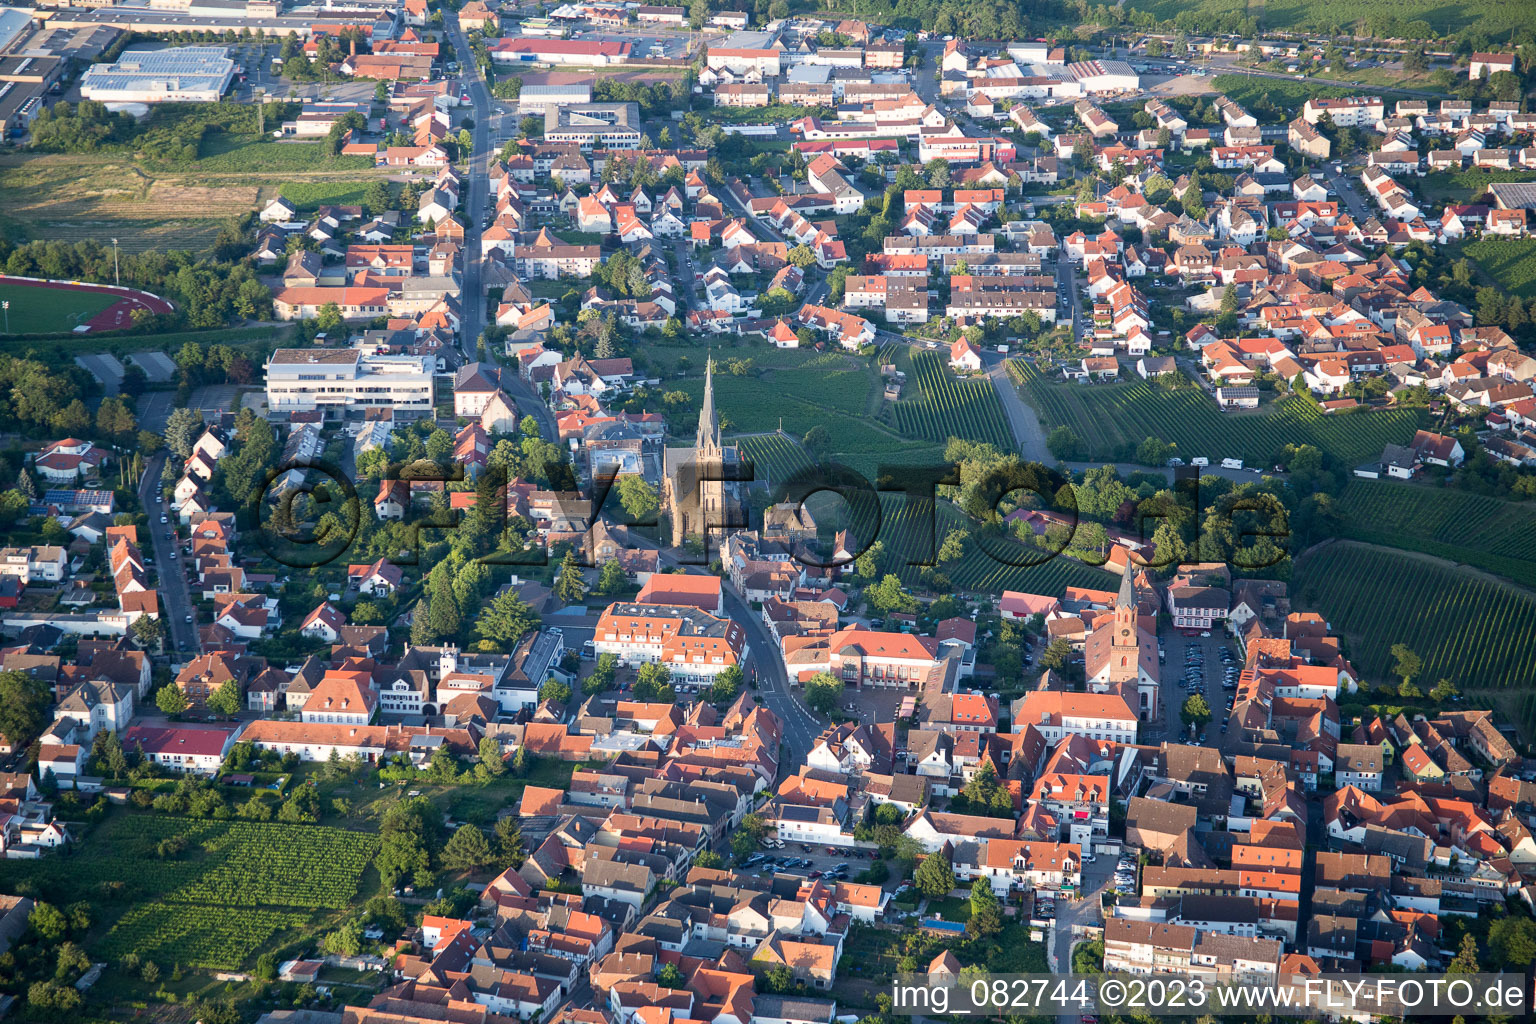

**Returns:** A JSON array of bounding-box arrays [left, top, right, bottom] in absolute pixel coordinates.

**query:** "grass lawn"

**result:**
[[925, 895, 972, 922], [279, 180, 375, 210], [1465, 237, 1536, 299], [0, 280, 119, 335]]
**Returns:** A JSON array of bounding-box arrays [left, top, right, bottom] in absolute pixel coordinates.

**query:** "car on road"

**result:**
[[160, 515, 168, 523], [184, 614, 193, 623]]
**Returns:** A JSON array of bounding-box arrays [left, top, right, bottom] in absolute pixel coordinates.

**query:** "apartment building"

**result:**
[[264, 348, 435, 421], [593, 602, 748, 687]]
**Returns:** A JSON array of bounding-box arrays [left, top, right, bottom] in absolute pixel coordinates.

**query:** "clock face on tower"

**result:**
[[1121, 628, 1131, 640]]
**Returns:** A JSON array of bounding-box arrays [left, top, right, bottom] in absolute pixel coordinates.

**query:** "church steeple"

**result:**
[[696, 356, 720, 453], [1116, 556, 1135, 609], [1113, 556, 1137, 647]]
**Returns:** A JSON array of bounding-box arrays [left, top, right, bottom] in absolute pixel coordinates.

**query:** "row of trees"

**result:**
[[0, 237, 272, 330]]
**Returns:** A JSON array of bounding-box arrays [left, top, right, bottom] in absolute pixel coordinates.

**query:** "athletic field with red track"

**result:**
[[0, 275, 174, 335]]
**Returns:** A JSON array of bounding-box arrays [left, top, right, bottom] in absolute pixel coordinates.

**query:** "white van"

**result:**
[[1221, 458, 1244, 470], [1190, 457, 1209, 467]]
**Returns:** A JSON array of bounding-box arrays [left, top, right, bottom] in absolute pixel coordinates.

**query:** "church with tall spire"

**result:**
[[1083, 557, 1162, 720], [662, 357, 744, 547]]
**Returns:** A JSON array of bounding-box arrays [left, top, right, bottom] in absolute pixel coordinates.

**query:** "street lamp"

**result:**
[[112, 238, 120, 287], [2, 301, 8, 334]]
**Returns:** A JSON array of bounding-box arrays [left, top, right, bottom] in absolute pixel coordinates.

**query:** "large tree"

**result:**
[[476, 589, 538, 649], [0, 670, 52, 753], [154, 684, 190, 717], [206, 679, 242, 718], [1180, 693, 1212, 729], [802, 671, 844, 715], [615, 475, 659, 521], [163, 408, 204, 459], [553, 549, 587, 604], [913, 851, 955, 898], [441, 824, 494, 872]]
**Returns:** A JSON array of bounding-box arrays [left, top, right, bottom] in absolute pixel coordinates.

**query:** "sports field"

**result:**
[[0, 280, 119, 334]]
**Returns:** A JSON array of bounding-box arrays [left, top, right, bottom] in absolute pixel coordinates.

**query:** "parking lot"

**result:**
[[740, 843, 882, 885], [1164, 630, 1241, 741]]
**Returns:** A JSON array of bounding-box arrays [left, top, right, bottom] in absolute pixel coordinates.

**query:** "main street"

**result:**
[[141, 454, 202, 659], [444, 19, 559, 443]]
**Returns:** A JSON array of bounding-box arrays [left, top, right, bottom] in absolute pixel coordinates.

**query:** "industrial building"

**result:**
[[79, 45, 235, 104]]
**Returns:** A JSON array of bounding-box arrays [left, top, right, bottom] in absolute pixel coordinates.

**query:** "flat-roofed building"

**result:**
[[518, 81, 592, 118], [80, 45, 234, 104], [264, 348, 435, 422]]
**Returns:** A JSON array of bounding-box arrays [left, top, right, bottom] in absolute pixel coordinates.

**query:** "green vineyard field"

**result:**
[[891, 351, 1013, 450], [1010, 359, 1423, 466], [880, 495, 1116, 596], [1336, 479, 1536, 588], [0, 815, 378, 969], [1293, 541, 1536, 691]]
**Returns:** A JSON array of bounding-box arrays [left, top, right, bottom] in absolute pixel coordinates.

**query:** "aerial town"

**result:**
[[0, 0, 1534, 1020]]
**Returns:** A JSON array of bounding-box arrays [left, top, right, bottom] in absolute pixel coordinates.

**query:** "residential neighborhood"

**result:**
[[0, 1, 1535, 1022]]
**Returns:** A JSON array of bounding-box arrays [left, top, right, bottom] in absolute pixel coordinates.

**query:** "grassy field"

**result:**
[[188, 135, 375, 175], [279, 180, 375, 211], [0, 150, 390, 252], [1205, 74, 1360, 115], [1011, 359, 1423, 466], [0, 813, 377, 970], [1465, 237, 1536, 299], [0, 281, 119, 335], [1292, 541, 1536, 691], [1420, 169, 1536, 205], [1335, 478, 1536, 588]]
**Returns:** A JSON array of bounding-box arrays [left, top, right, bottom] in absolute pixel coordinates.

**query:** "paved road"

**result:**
[[1325, 166, 1371, 223], [444, 21, 558, 444], [720, 578, 822, 770], [446, 14, 492, 363], [141, 454, 202, 658], [986, 356, 1051, 463]]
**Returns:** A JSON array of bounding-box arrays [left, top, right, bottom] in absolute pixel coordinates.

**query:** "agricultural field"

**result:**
[[1127, 0, 1536, 40], [0, 281, 119, 335], [0, 149, 387, 251], [890, 351, 1013, 450], [737, 433, 815, 489], [0, 814, 378, 970], [880, 495, 1115, 596], [1418, 169, 1536, 205], [1292, 541, 1536, 691], [1011, 359, 1423, 466], [1335, 478, 1536, 588], [1465, 238, 1536, 299]]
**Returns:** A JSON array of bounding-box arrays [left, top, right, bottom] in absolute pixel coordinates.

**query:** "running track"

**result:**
[[0, 275, 174, 333]]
